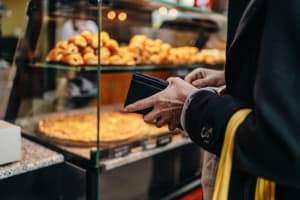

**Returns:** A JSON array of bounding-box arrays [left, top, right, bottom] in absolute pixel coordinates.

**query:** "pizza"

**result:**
[[38, 111, 149, 147]]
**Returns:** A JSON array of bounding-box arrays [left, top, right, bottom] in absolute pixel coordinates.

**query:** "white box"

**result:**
[[0, 120, 21, 165]]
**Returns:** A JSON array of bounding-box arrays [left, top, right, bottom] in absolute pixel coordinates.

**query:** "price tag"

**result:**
[[111, 145, 131, 158], [156, 134, 172, 147], [141, 139, 155, 150]]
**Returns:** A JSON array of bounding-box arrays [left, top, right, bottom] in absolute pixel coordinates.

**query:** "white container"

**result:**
[[0, 120, 21, 165]]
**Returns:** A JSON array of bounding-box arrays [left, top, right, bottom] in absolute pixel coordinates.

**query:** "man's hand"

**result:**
[[185, 68, 225, 88], [123, 77, 197, 131]]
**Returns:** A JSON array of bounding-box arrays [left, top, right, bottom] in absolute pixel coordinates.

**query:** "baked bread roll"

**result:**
[[128, 42, 143, 56], [161, 43, 171, 52], [130, 35, 147, 44], [99, 47, 111, 58], [69, 35, 87, 48], [46, 48, 64, 62], [62, 53, 84, 66], [105, 39, 119, 53], [55, 41, 69, 49], [64, 43, 79, 54], [122, 56, 136, 65], [80, 31, 93, 40], [108, 55, 122, 65], [100, 31, 110, 43], [149, 54, 161, 65], [100, 59, 109, 65], [83, 53, 98, 65], [132, 54, 142, 64], [81, 46, 95, 55]]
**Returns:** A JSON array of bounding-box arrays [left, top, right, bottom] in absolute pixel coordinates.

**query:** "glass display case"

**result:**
[[5, 0, 226, 199]]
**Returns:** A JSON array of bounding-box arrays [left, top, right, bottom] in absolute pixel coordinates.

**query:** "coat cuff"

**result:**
[[181, 89, 248, 155]]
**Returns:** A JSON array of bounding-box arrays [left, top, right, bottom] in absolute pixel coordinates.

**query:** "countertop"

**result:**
[[0, 138, 64, 180]]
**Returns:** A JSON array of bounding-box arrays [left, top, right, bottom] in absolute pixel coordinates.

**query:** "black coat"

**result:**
[[184, 0, 300, 199]]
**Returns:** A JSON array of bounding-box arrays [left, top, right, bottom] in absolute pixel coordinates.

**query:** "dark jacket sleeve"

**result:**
[[184, 0, 300, 188]]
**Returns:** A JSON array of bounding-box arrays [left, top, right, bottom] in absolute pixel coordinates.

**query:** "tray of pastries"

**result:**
[[46, 31, 226, 67]]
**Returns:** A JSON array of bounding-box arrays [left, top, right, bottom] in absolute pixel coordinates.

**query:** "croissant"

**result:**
[[46, 48, 64, 62], [80, 31, 93, 40], [130, 35, 147, 44], [55, 41, 69, 49], [69, 35, 87, 48], [83, 53, 98, 65], [64, 43, 79, 54], [62, 53, 84, 66], [81, 46, 95, 55], [100, 31, 110, 43], [105, 39, 119, 53]]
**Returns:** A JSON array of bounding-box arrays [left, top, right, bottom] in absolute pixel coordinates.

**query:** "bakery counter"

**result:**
[[0, 138, 64, 180]]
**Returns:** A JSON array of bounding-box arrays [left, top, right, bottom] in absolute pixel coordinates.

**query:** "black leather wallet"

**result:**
[[124, 73, 168, 115]]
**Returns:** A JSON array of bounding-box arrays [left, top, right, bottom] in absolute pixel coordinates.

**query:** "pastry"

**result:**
[[81, 46, 95, 55], [105, 39, 119, 53], [46, 48, 64, 62], [83, 53, 98, 65], [69, 35, 88, 48], [80, 31, 93, 40], [38, 112, 148, 147], [55, 40, 69, 49], [64, 43, 79, 54], [62, 53, 84, 66]]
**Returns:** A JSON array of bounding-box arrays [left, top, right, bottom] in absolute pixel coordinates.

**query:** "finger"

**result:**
[[144, 109, 161, 124], [156, 115, 169, 128], [191, 79, 209, 88], [169, 119, 179, 131], [184, 69, 204, 83], [124, 96, 155, 112], [184, 73, 197, 83], [120, 107, 128, 113], [168, 123, 177, 131]]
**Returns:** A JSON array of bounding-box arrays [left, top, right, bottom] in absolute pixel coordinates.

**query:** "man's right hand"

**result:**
[[184, 68, 225, 88]]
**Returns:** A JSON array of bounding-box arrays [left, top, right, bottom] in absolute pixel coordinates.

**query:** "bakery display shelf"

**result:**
[[30, 62, 224, 72], [16, 107, 189, 171]]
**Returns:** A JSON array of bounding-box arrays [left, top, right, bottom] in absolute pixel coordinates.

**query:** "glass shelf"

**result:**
[[30, 62, 224, 72]]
